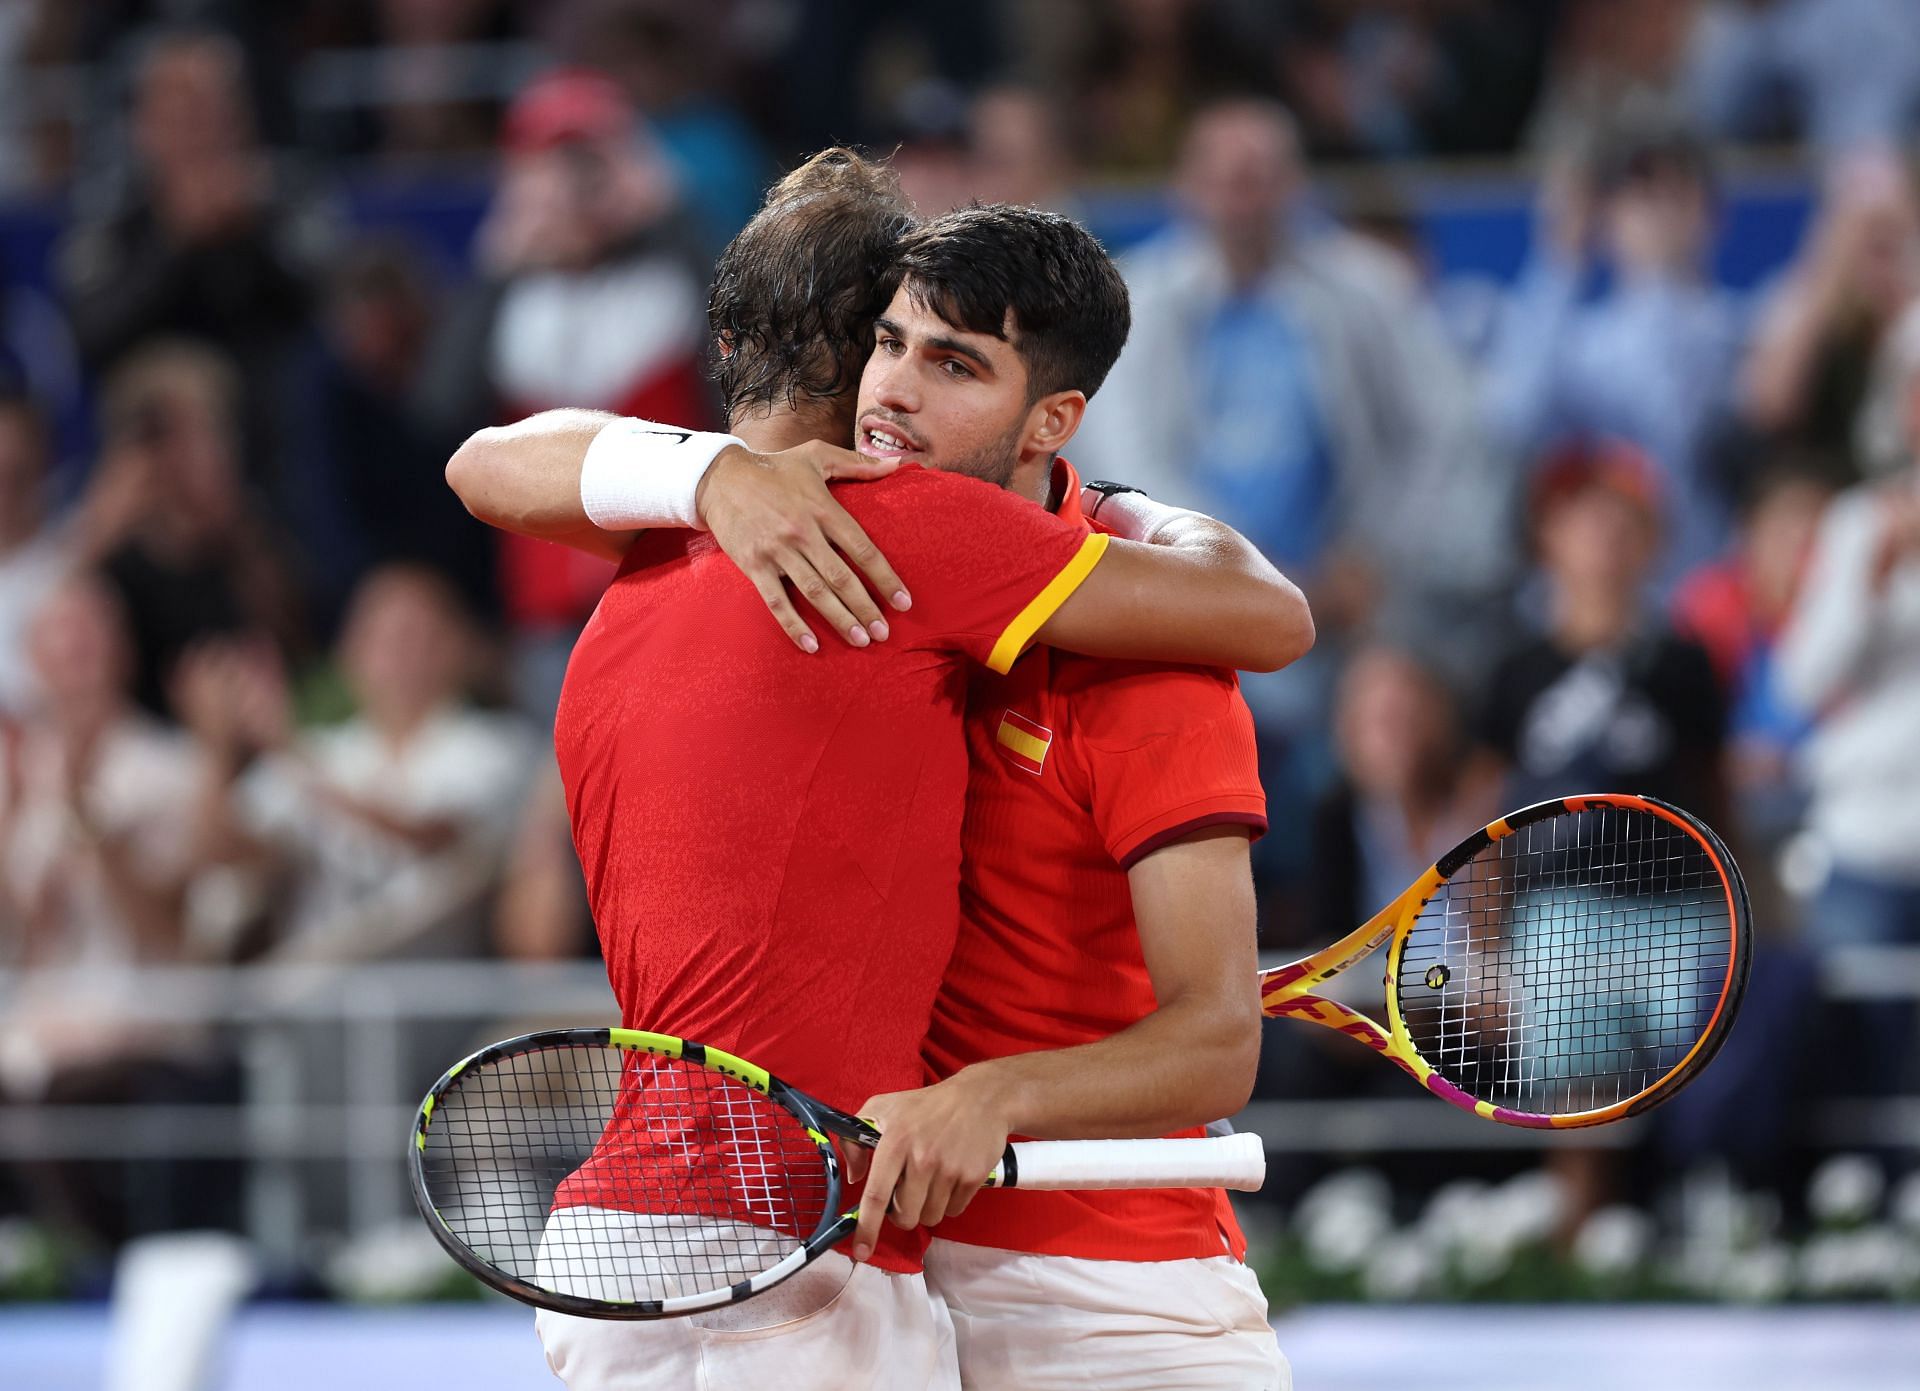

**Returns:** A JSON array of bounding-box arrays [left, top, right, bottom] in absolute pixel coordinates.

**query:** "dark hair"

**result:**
[[1590, 116, 1715, 199], [887, 204, 1131, 401], [708, 148, 914, 422]]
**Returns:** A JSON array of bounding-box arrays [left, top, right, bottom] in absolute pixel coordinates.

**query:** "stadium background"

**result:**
[[0, 2, 1916, 1387]]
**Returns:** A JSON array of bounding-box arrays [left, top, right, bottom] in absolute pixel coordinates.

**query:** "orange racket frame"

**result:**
[[1258, 793, 1751, 1128]]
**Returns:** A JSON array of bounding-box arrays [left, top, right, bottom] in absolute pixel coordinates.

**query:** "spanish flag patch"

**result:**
[[995, 709, 1053, 776]]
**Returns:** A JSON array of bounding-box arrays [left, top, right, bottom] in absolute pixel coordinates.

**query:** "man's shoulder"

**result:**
[[828, 465, 1009, 512], [827, 467, 1075, 550], [1053, 658, 1244, 752]]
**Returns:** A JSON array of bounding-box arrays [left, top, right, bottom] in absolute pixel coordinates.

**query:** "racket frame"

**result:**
[[1259, 793, 1752, 1129], [408, 1025, 871, 1320]]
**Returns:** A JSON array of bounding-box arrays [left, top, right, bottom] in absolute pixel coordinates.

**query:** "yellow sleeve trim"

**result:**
[[986, 531, 1110, 674]]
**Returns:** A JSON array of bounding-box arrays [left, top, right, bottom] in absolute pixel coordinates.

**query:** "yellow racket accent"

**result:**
[[1260, 795, 1750, 1130], [607, 1028, 686, 1058]]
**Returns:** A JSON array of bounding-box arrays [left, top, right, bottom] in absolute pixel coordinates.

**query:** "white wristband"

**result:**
[[1081, 486, 1203, 543], [579, 418, 745, 532]]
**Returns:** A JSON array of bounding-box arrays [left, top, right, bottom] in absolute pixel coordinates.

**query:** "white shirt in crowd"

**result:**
[[1774, 480, 1920, 883], [237, 705, 536, 959], [0, 533, 70, 716], [0, 713, 205, 1092]]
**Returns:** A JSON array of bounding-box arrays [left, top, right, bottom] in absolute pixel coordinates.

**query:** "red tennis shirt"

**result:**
[[923, 466, 1267, 1263], [549, 465, 1107, 1272]]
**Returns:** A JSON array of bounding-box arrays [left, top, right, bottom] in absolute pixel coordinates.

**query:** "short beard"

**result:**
[[937, 413, 1028, 492]]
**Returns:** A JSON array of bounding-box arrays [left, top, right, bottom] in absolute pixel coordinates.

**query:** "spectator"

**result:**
[[1475, 439, 1727, 818], [1269, 0, 1550, 160], [1526, 0, 1704, 155], [769, 0, 1003, 162], [967, 83, 1081, 214], [296, 0, 524, 159], [1857, 288, 1920, 484], [56, 24, 329, 498], [1773, 371, 1920, 1092], [871, 80, 975, 217], [1307, 642, 1493, 952], [1688, 0, 1920, 151], [574, 0, 770, 256], [1076, 99, 1510, 657], [1672, 462, 1832, 846], [1068, 0, 1271, 173], [180, 565, 535, 963], [1741, 149, 1920, 483], [0, 269, 83, 478], [1, 572, 201, 976], [1486, 117, 1745, 580], [365, 0, 519, 160], [85, 340, 302, 716], [0, 2, 44, 190], [0, 571, 234, 1246], [289, 239, 492, 628], [422, 67, 714, 717], [881, 79, 977, 217], [1251, 642, 1483, 1197], [0, 392, 70, 716]]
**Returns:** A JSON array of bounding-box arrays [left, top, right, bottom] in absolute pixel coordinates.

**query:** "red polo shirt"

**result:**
[[549, 465, 1107, 1272], [924, 465, 1266, 1262]]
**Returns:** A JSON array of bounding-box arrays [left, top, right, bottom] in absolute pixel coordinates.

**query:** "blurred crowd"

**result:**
[[2, 0, 1920, 1262]]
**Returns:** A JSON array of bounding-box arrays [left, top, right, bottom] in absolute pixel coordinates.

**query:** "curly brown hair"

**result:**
[[707, 148, 915, 424]]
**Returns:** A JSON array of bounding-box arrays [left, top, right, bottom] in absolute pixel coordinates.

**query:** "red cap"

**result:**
[[501, 69, 633, 153], [1530, 436, 1666, 525]]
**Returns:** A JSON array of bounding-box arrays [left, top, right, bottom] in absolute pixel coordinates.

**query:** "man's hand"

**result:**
[[696, 441, 914, 652], [847, 1069, 1014, 1262]]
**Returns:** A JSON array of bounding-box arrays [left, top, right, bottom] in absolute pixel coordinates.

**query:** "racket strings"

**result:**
[[1395, 808, 1733, 1117], [419, 1045, 830, 1305]]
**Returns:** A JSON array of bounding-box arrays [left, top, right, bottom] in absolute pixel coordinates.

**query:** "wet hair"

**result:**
[[886, 203, 1131, 401], [707, 148, 914, 422]]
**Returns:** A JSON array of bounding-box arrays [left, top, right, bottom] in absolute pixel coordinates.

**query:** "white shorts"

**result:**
[[924, 1239, 1290, 1391], [533, 1207, 959, 1391]]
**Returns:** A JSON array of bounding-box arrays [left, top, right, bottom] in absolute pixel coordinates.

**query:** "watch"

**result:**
[[1080, 479, 1143, 519]]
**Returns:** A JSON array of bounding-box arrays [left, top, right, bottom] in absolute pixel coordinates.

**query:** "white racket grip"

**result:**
[[993, 1134, 1266, 1192]]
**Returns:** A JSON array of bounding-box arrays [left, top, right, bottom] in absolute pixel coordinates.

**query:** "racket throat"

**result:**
[[987, 1142, 1018, 1190]]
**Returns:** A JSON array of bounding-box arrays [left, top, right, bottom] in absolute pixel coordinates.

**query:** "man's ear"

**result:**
[[1024, 390, 1087, 456], [715, 330, 736, 360]]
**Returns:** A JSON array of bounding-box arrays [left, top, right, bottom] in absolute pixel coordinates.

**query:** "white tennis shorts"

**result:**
[[532, 1206, 959, 1391], [924, 1238, 1290, 1391]]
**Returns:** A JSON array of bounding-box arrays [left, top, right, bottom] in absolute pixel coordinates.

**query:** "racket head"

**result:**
[[1382, 793, 1751, 1128], [408, 1027, 855, 1319]]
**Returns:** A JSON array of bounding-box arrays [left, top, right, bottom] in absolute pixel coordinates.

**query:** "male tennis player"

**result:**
[[832, 218, 1289, 1388], [448, 152, 1310, 1390]]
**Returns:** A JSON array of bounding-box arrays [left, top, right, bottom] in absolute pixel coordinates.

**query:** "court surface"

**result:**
[[3, 1303, 1914, 1389]]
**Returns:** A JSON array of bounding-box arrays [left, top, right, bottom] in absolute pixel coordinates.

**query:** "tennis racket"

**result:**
[[409, 1026, 1267, 1319], [1261, 793, 1750, 1128]]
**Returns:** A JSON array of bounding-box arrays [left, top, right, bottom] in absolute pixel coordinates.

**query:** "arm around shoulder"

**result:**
[[1038, 517, 1314, 673], [444, 408, 633, 561]]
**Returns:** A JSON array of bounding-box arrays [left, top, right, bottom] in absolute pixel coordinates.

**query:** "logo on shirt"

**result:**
[[995, 709, 1053, 776]]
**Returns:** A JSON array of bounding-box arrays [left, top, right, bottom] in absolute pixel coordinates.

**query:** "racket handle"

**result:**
[[988, 1134, 1266, 1193]]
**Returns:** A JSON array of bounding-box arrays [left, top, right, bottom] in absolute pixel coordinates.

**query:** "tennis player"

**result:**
[[447, 152, 1311, 1390], [832, 218, 1289, 1388]]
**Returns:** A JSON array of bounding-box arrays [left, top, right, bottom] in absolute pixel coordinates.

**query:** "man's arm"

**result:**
[[849, 827, 1261, 1261], [1034, 511, 1314, 674], [445, 413, 910, 648], [449, 420, 1312, 671], [445, 409, 632, 559]]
